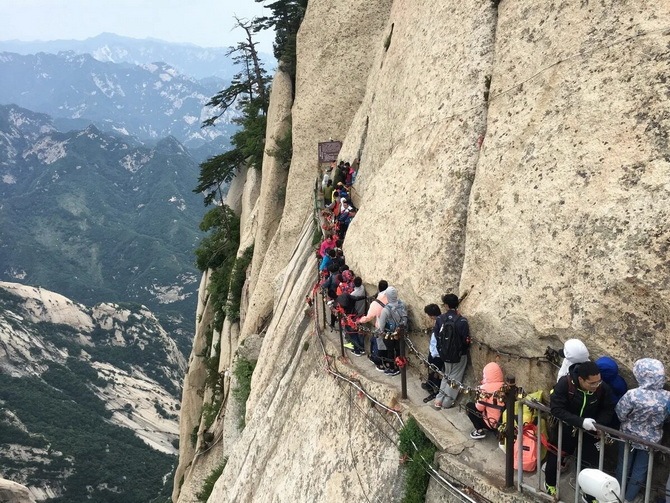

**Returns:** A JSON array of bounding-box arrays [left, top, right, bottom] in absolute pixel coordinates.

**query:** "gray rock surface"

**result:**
[[0, 478, 36, 503], [460, 0, 670, 374]]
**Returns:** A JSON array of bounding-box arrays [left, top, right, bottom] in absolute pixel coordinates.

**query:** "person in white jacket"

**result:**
[[556, 338, 590, 382]]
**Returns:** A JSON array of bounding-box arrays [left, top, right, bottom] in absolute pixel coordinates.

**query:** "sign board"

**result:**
[[318, 141, 342, 164]]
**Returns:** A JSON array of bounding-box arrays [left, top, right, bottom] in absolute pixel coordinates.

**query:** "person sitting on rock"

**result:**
[[466, 362, 505, 439], [422, 303, 443, 403]]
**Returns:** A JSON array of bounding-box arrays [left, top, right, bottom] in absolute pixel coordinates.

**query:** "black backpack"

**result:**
[[436, 313, 464, 363]]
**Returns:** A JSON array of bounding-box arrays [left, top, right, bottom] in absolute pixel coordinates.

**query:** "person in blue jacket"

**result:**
[[596, 356, 629, 403]]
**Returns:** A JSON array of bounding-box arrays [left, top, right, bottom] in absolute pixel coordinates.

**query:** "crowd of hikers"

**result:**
[[315, 159, 670, 503]]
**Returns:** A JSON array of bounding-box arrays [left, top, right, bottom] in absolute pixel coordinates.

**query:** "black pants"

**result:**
[[465, 402, 495, 431], [545, 424, 598, 500], [426, 354, 444, 393], [385, 338, 399, 370]]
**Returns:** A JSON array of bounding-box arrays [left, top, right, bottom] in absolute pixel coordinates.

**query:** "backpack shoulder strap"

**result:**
[[373, 298, 386, 308]]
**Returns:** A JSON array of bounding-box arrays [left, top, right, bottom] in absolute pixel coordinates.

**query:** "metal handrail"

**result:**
[[513, 397, 670, 503]]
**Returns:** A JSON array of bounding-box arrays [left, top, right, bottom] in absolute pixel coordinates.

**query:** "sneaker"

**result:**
[[384, 368, 400, 376], [469, 429, 487, 440], [375, 365, 386, 372], [343, 342, 354, 350], [544, 483, 557, 496], [350, 349, 364, 357], [421, 382, 431, 391], [422, 393, 437, 403]]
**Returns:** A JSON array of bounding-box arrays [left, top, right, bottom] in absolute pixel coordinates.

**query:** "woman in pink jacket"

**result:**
[[466, 362, 505, 439]]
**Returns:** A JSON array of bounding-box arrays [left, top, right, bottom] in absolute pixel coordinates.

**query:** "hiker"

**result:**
[[422, 304, 443, 403], [337, 206, 356, 239], [323, 179, 333, 205], [319, 248, 336, 272], [615, 358, 670, 503], [595, 356, 628, 404], [322, 161, 334, 188], [351, 277, 367, 317], [336, 293, 365, 356], [343, 162, 353, 185], [556, 338, 590, 382], [332, 162, 345, 187], [318, 234, 338, 259], [432, 293, 470, 410], [336, 269, 355, 296], [358, 280, 388, 371], [376, 286, 407, 376], [544, 361, 615, 500], [466, 362, 505, 440]]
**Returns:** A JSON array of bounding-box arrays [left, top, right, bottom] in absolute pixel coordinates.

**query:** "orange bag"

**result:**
[[514, 423, 540, 472]]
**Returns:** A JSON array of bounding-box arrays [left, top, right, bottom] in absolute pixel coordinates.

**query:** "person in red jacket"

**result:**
[[466, 362, 505, 439], [318, 234, 338, 258]]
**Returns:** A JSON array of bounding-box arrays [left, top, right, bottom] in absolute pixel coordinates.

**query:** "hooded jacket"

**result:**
[[377, 287, 406, 332], [595, 356, 628, 403], [616, 358, 670, 448], [556, 339, 590, 382], [476, 362, 505, 429], [550, 364, 615, 429]]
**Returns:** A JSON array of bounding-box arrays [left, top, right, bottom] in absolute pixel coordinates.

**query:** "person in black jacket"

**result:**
[[544, 361, 615, 502]]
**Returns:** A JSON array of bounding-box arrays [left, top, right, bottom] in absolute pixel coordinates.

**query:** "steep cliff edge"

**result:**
[[174, 1, 670, 501]]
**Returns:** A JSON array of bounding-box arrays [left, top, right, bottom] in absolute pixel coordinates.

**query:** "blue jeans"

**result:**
[[349, 332, 364, 352], [616, 444, 649, 501]]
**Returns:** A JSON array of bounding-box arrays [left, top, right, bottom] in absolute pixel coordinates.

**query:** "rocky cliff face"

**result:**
[[0, 281, 186, 501], [174, 1, 670, 502]]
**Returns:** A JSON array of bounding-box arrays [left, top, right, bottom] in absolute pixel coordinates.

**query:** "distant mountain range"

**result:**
[[0, 32, 276, 80], [0, 104, 205, 351], [0, 281, 185, 502], [0, 50, 236, 158]]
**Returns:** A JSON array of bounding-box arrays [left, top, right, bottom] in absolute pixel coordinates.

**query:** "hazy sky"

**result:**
[[1, 0, 275, 52]]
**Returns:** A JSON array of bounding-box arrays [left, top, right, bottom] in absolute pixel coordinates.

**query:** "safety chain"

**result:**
[[404, 336, 520, 402]]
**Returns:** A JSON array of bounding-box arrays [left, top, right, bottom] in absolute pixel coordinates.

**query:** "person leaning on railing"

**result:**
[[615, 358, 670, 503], [544, 360, 616, 502]]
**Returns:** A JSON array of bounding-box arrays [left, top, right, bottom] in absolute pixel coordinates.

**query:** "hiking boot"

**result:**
[[469, 429, 487, 440], [544, 483, 557, 496]]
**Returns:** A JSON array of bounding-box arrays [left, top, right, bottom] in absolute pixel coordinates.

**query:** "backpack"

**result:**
[[383, 301, 408, 335], [436, 313, 465, 363]]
